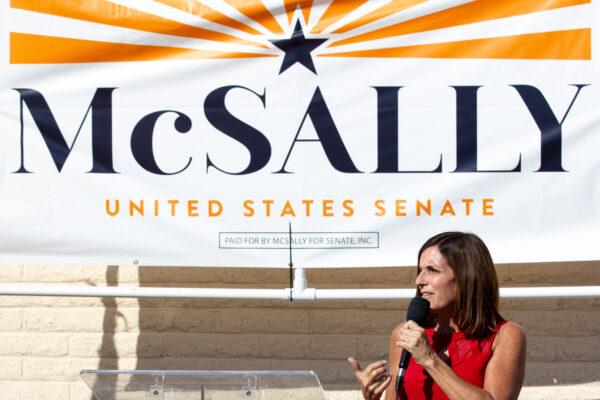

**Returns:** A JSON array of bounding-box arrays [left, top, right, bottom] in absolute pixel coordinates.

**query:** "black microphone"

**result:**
[[395, 296, 430, 392]]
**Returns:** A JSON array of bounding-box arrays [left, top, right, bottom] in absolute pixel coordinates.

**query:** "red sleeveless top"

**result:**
[[397, 320, 507, 400]]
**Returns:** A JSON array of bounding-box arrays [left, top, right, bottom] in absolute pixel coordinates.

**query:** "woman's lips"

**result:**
[[422, 292, 433, 299]]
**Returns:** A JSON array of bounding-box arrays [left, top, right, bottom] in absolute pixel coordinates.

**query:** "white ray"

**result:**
[[266, 0, 291, 32], [307, 0, 334, 30], [327, 0, 471, 37], [10, 7, 277, 54], [109, 0, 267, 46], [319, 3, 591, 54], [201, 0, 276, 36], [321, 0, 393, 34]]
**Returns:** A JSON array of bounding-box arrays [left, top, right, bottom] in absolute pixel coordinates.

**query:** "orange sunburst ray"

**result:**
[[322, 29, 591, 60], [154, 0, 263, 36], [284, 0, 313, 25], [222, 0, 284, 34], [311, 0, 369, 34], [330, 0, 591, 48], [331, 0, 427, 34], [10, 32, 276, 64], [11, 0, 267, 49]]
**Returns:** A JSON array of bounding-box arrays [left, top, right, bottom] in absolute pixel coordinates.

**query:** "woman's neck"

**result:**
[[436, 311, 460, 333]]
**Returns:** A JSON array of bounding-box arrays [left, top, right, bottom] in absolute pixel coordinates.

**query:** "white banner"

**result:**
[[0, 0, 599, 267]]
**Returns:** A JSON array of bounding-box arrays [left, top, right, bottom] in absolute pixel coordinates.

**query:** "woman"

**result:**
[[349, 232, 526, 400]]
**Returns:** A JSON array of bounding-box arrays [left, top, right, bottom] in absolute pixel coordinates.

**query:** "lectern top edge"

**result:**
[[81, 370, 317, 377], [80, 369, 327, 400]]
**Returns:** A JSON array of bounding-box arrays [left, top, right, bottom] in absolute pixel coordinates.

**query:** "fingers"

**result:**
[[366, 365, 387, 382], [348, 358, 387, 380], [365, 373, 391, 399], [373, 374, 392, 396], [395, 323, 435, 367], [396, 323, 428, 355], [349, 358, 389, 395], [396, 336, 418, 352], [401, 321, 425, 336], [397, 321, 426, 343], [405, 320, 425, 332], [363, 360, 387, 375], [347, 357, 362, 373]]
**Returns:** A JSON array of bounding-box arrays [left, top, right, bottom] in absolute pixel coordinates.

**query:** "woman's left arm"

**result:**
[[482, 321, 527, 400], [398, 321, 526, 400]]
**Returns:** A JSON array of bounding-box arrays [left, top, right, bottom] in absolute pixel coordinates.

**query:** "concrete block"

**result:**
[[527, 336, 600, 363], [554, 337, 600, 362], [527, 336, 558, 362], [68, 333, 162, 358], [0, 382, 70, 400], [357, 336, 389, 360], [0, 308, 22, 331], [22, 357, 109, 381], [500, 298, 561, 311], [69, 296, 144, 308], [310, 310, 399, 335], [214, 309, 309, 334], [524, 362, 600, 385], [505, 311, 600, 337], [362, 300, 409, 311], [163, 333, 259, 358], [257, 335, 356, 360], [138, 309, 212, 333], [22, 265, 116, 283], [69, 381, 94, 400], [137, 267, 214, 284], [0, 333, 67, 356], [308, 268, 416, 286], [0, 264, 23, 281], [0, 357, 22, 380], [496, 261, 600, 286], [560, 297, 600, 311], [0, 296, 71, 307], [23, 308, 139, 333], [213, 268, 287, 285]]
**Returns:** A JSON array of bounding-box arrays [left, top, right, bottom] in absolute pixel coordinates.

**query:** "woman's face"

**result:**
[[416, 246, 457, 313]]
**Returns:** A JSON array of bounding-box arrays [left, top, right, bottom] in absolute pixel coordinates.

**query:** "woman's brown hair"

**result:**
[[417, 232, 502, 339]]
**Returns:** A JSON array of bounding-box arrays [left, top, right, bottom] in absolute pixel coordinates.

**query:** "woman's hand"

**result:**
[[348, 357, 391, 400], [395, 320, 435, 367]]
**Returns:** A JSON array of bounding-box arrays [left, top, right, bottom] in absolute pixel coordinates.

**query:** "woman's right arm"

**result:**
[[385, 323, 403, 400], [348, 323, 404, 400]]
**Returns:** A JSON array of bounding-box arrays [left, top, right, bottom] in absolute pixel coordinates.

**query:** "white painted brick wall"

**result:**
[[0, 262, 598, 400]]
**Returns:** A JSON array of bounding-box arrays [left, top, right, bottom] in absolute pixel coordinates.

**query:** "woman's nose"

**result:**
[[415, 269, 426, 285]]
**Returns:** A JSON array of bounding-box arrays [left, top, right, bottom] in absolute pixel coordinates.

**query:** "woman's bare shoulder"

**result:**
[[493, 321, 526, 351]]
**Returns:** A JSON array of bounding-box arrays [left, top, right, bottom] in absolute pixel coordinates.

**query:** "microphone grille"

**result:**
[[406, 297, 430, 325]]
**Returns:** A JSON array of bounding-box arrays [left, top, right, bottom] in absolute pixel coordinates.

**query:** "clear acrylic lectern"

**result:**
[[81, 370, 327, 400]]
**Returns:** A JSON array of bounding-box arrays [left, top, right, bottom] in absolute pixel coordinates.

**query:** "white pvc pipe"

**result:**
[[0, 284, 289, 300], [499, 286, 600, 298], [0, 284, 598, 300]]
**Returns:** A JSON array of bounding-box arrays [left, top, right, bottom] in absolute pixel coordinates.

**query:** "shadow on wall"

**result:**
[[90, 265, 121, 400]]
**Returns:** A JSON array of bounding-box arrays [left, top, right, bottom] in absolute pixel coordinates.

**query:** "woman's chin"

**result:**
[[430, 304, 455, 318]]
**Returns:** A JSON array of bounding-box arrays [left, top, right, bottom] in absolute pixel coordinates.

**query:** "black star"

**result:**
[[270, 20, 327, 75]]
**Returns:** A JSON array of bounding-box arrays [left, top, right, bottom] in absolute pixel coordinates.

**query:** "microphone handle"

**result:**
[[394, 367, 406, 391], [395, 350, 411, 392]]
